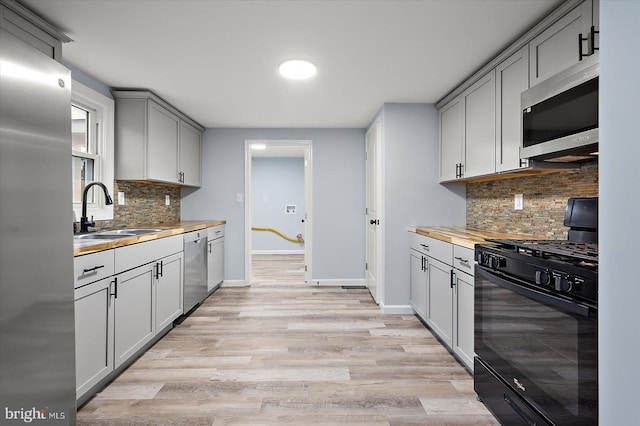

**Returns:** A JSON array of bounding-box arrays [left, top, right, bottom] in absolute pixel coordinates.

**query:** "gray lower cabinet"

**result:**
[[155, 252, 184, 331], [426, 257, 454, 348], [409, 248, 428, 321], [74, 235, 184, 403], [207, 225, 225, 292], [113, 263, 155, 369], [74, 276, 114, 400], [453, 269, 474, 370], [408, 232, 475, 371]]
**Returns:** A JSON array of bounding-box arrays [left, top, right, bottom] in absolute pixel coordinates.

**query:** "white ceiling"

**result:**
[[22, 0, 564, 128]]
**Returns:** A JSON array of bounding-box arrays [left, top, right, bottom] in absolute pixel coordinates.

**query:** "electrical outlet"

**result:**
[[514, 194, 524, 210], [165, 195, 170, 206], [118, 192, 125, 205]]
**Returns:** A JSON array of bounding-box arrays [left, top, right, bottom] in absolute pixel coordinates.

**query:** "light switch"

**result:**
[[236, 192, 243, 202], [514, 194, 524, 210], [118, 192, 125, 205]]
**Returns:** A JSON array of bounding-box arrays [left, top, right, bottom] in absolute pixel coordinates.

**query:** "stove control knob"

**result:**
[[554, 275, 573, 292], [535, 269, 552, 286], [489, 255, 506, 269]]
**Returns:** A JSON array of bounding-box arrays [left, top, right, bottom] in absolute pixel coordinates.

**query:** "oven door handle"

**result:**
[[477, 266, 595, 318]]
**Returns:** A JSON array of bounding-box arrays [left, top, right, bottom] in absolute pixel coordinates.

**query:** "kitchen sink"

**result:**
[[74, 228, 164, 241], [98, 228, 165, 235], [74, 233, 133, 240]]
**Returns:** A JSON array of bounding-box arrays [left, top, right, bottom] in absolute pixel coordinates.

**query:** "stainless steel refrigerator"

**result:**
[[0, 28, 76, 424]]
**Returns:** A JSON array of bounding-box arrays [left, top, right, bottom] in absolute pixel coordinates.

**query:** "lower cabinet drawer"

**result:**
[[410, 233, 453, 265], [74, 250, 115, 288], [453, 245, 475, 276]]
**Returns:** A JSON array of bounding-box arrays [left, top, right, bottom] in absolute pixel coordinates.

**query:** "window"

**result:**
[[71, 80, 114, 222]]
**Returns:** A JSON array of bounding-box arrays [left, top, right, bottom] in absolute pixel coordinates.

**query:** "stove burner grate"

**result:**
[[487, 239, 598, 264]]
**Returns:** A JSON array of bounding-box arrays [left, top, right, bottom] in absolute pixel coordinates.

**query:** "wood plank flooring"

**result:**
[[78, 254, 498, 425]]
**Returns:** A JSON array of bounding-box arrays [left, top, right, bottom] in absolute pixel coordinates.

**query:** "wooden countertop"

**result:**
[[74, 220, 226, 256], [408, 226, 534, 249]]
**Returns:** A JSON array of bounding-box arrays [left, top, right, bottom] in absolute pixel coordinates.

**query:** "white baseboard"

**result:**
[[380, 304, 414, 315], [309, 278, 366, 287], [220, 280, 249, 287], [252, 250, 305, 254]]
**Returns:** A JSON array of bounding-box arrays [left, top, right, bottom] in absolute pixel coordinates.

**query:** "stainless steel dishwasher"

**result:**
[[183, 230, 208, 314]]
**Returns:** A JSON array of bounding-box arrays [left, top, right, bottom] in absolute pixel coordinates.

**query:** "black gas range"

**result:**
[[474, 198, 599, 425]]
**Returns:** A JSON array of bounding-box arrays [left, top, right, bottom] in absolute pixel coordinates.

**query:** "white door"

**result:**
[[365, 119, 381, 303]]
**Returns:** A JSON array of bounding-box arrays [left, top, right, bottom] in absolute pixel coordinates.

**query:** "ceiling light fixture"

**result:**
[[278, 59, 317, 80]]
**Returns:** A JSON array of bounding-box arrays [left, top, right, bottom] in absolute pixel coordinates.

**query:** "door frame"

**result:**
[[244, 139, 313, 284], [365, 117, 383, 304]]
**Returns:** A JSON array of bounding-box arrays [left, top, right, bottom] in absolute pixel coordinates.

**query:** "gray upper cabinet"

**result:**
[[0, 0, 71, 61], [113, 90, 204, 187], [462, 70, 496, 178], [437, 0, 597, 183], [179, 121, 203, 187], [439, 71, 496, 182], [148, 100, 180, 184], [529, 0, 593, 87], [439, 97, 463, 182], [495, 46, 530, 173]]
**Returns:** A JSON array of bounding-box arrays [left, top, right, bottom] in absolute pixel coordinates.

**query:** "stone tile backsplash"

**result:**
[[79, 180, 181, 231], [466, 162, 598, 239]]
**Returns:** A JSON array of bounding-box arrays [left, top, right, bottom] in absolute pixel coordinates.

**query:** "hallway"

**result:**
[[77, 255, 496, 425]]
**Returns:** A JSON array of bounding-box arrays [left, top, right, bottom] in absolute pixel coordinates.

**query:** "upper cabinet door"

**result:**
[[179, 121, 202, 187], [496, 46, 529, 173], [439, 97, 463, 182], [529, 0, 593, 87], [147, 100, 180, 184], [463, 70, 496, 178]]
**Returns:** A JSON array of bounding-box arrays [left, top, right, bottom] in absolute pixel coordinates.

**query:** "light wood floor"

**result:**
[[78, 254, 498, 425]]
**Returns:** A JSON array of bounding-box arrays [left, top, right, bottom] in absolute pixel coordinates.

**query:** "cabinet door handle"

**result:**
[[155, 262, 160, 280], [111, 277, 118, 299], [421, 256, 425, 272], [589, 25, 599, 55], [578, 31, 588, 61], [450, 269, 456, 288], [83, 265, 105, 274], [160, 260, 164, 278]]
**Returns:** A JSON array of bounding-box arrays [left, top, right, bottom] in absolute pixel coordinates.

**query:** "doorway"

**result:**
[[244, 140, 312, 284]]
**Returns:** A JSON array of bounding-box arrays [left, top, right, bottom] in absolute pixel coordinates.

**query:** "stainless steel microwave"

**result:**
[[521, 55, 599, 162]]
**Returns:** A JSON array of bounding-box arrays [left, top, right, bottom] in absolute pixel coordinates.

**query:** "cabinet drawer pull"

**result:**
[[455, 256, 470, 265], [83, 265, 105, 274], [420, 244, 429, 250]]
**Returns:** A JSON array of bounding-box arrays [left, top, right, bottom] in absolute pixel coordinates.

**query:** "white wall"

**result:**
[[181, 128, 365, 282], [251, 157, 305, 252], [599, 1, 640, 423], [373, 103, 467, 309]]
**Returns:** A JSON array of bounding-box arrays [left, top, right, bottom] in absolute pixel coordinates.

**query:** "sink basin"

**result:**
[[99, 228, 164, 235], [74, 233, 134, 240]]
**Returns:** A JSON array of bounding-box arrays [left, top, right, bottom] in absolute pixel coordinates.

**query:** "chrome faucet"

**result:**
[[80, 182, 113, 232]]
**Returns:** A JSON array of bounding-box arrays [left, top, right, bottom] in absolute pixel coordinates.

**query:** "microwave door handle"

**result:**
[[477, 267, 594, 318]]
